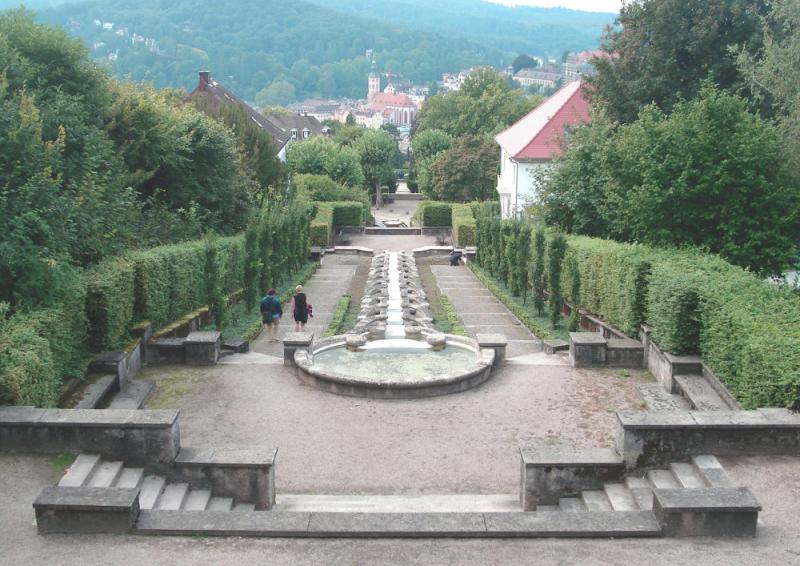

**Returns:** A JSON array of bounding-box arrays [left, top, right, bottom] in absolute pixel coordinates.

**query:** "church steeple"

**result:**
[[368, 59, 380, 101]]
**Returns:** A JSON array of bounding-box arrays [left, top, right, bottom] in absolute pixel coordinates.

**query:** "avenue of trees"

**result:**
[[538, 0, 800, 275], [410, 68, 541, 202]]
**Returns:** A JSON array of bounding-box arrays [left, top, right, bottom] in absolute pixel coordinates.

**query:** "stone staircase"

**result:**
[[550, 454, 734, 513], [58, 454, 257, 512]]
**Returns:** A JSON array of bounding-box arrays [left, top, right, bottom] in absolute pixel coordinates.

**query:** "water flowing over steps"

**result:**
[[57, 454, 257, 512]]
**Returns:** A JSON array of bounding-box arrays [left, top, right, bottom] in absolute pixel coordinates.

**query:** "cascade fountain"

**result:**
[[292, 252, 496, 399]]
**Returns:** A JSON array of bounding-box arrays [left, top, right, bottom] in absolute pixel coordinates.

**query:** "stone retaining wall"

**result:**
[[0, 407, 180, 465]]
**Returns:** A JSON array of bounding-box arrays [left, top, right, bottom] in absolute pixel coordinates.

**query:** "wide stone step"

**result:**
[[234, 502, 256, 512], [603, 484, 638, 511], [647, 470, 680, 489], [558, 498, 587, 512], [273, 494, 520, 513], [138, 475, 166, 510], [692, 455, 734, 487], [624, 477, 654, 510], [87, 461, 123, 488], [207, 497, 234, 511], [135, 510, 662, 538], [183, 489, 212, 511], [581, 490, 612, 511], [58, 454, 101, 487], [157, 483, 189, 510], [673, 373, 730, 410], [107, 380, 155, 409], [115, 467, 144, 489], [670, 463, 706, 488]]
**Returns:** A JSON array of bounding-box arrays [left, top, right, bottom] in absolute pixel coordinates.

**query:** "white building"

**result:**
[[494, 81, 590, 219]]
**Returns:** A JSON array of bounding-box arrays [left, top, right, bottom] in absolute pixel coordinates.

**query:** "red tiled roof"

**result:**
[[495, 81, 591, 161], [368, 92, 415, 111]]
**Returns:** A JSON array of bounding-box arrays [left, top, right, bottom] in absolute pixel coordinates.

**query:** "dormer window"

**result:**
[[291, 128, 298, 140], [302, 128, 310, 139]]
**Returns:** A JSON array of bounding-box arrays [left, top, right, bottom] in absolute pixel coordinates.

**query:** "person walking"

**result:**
[[260, 288, 282, 342], [289, 285, 310, 332]]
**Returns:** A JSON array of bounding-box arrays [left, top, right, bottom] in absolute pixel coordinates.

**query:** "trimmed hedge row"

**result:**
[[310, 201, 366, 246], [451, 204, 476, 246], [1, 201, 313, 408], [475, 213, 800, 408]]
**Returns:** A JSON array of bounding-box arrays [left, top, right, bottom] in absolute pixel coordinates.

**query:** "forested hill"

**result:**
[[34, 0, 505, 104], [27, 0, 611, 104], [313, 0, 613, 58]]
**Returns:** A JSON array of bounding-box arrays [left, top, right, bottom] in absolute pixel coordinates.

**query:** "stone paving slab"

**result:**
[[464, 325, 535, 341], [461, 313, 523, 326]]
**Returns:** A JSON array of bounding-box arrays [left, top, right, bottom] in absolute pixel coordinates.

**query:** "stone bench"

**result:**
[[542, 339, 569, 355], [653, 487, 761, 537], [569, 333, 645, 369], [33, 486, 140, 534], [0, 407, 180, 464], [184, 331, 221, 365], [519, 446, 625, 511], [173, 447, 278, 510], [616, 409, 800, 469], [477, 334, 508, 367], [147, 337, 187, 365]]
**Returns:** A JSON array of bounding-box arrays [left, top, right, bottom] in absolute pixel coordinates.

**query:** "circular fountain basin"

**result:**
[[294, 335, 495, 399]]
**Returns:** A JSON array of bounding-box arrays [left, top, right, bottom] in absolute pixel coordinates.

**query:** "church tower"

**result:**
[[368, 60, 380, 101]]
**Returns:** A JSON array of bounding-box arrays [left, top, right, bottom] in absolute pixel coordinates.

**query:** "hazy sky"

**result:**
[[487, 0, 621, 14]]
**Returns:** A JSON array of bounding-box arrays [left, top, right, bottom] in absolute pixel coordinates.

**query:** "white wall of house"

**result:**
[[496, 150, 551, 218]]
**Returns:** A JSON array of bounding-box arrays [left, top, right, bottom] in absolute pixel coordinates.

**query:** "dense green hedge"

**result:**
[[0, 201, 313, 408], [475, 213, 800, 408], [417, 201, 453, 226], [451, 204, 476, 246], [310, 201, 365, 246]]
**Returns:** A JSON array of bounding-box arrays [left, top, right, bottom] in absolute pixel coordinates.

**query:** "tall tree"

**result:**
[[354, 129, 396, 208], [512, 54, 538, 74], [428, 134, 499, 201], [589, 0, 768, 123]]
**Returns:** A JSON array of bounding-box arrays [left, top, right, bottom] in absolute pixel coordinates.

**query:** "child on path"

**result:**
[[289, 285, 311, 332], [260, 288, 282, 342]]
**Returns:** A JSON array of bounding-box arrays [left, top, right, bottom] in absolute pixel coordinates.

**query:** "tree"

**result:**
[[354, 129, 396, 208], [345, 112, 356, 126], [737, 0, 800, 169], [589, 0, 769, 123], [543, 85, 800, 275], [286, 137, 364, 187], [547, 234, 567, 329], [428, 135, 499, 201], [411, 129, 452, 161], [415, 67, 541, 137], [512, 54, 538, 74], [531, 229, 546, 316], [255, 79, 297, 107], [292, 173, 369, 208]]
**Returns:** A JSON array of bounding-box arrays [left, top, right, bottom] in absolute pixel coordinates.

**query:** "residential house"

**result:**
[[494, 80, 590, 219], [186, 71, 325, 161]]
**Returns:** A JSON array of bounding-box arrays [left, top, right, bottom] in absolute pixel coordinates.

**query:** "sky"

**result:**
[[487, 0, 621, 14]]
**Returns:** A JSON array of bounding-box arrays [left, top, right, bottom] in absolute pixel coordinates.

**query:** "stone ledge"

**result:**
[[653, 487, 761, 513], [520, 446, 622, 466], [135, 510, 310, 537], [307, 512, 486, 537], [543, 339, 569, 354], [617, 410, 800, 430], [176, 447, 277, 468], [484, 511, 661, 537], [570, 332, 607, 345], [0, 407, 179, 428], [34, 486, 139, 511], [476, 333, 508, 347]]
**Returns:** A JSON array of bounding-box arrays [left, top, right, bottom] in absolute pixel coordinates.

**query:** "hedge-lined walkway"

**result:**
[[430, 264, 543, 359], [251, 255, 366, 356]]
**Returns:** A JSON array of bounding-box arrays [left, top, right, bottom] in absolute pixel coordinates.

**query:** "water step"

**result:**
[[58, 454, 101, 487], [138, 475, 166, 510], [604, 484, 638, 511], [558, 498, 587, 512], [87, 461, 123, 488], [273, 494, 520, 513], [581, 490, 612, 511], [207, 497, 234, 511], [183, 489, 212, 511], [107, 380, 155, 409], [692, 455, 734, 487], [135, 510, 663, 538], [637, 383, 690, 411], [115, 467, 144, 489], [157, 483, 189, 511], [647, 469, 680, 489], [670, 463, 706, 488], [673, 373, 730, 410], [234, 502, 256, 512]]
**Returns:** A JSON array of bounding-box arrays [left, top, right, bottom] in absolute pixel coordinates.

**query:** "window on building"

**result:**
[[291, 128, 298, 140], [302, 128, 310, 139]]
